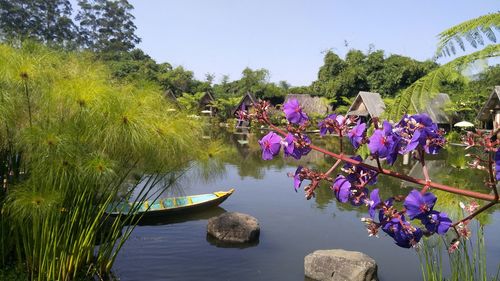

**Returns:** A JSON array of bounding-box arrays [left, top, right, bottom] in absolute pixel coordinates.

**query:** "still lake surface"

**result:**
[[113, 130, 500, 281]]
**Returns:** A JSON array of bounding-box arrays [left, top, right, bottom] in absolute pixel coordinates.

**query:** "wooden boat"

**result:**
[[107, 189, 234, 218]]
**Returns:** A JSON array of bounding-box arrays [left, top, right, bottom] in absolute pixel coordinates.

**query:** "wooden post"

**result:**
[[403, 153, 409, 166], [494, 110, 500, 131]]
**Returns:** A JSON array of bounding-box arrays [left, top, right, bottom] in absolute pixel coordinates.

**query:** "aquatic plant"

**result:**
[[0, 42, 205, 280], [241, 98, 499, 253], [418, 206, 500, 281]]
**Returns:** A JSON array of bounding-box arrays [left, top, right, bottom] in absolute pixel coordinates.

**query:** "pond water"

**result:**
[[113, 130, 500, 281]]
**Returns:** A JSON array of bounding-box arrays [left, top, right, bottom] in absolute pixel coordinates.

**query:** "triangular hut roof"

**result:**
[[476, 86, 500, 121], [199, 91, 215, 107], [232, 92, 257, 116], [164, 89, 177, 100], [163, 89, 182, 109], [347, 91, 385, 118], [414, 93, 452, 125], [285, 94, 330, 116]]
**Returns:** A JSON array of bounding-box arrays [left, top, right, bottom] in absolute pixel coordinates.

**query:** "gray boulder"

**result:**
[[207, 212, 260, 243], [304, 249, 378, 281]]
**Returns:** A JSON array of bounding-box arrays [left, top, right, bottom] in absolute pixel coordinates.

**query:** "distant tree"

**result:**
[[345, 49, 365, 66], [469, 65, 500, 96], [220, 74, 230, 85], [365, 50, 384, 73], [240, 67, 270, 96], [106, 48, 160, 81], [288, 86, 312, 95], [446, 65, 500, 121], [75, 0, 99, 49], [205, 73, 215, 85], [0, 0, 29, 40], [312, 48, 437, 108], [368, 55, 437, 96], [0, 0, 76, 45], [279, 80, 291, 91], [76, 0, 140, 52], [316, 51, 346, 82], [35, 0, 75, 44], [158, 66, 198, 96], [212, 67, 287, 101]]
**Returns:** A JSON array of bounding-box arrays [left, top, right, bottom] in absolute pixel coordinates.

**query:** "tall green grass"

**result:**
[[418, 218, 500, 281], [0, 42, 206, 280]]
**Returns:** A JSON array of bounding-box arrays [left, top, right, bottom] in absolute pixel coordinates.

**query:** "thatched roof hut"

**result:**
[[199, 91, 215, 107], [414, 93, 452, 126], [199, 91, 216, 116], [347, 91, 385, 120], [232, 92, 257, 116], [284, 94, 330, 116], [163, 89, 182, 109], [476, 86, 500, 130]]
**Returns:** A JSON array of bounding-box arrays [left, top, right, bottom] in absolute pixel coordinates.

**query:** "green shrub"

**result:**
[[0, 42, 204, 280]]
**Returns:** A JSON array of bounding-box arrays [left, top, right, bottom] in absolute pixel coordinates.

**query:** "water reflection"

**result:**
[[113, 129, 500, 281], [212, 130, 497, 221], [137, 207, 227, 226], [206, 234, 260, 249]]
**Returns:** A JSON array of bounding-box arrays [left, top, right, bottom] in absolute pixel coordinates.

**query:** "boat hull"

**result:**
[[107, 189, 234, 219]]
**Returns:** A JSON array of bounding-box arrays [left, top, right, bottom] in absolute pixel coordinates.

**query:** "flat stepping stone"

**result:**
[[305, 249, 378, 281]]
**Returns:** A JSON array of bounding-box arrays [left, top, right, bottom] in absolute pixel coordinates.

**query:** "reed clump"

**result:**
[[0, 42, 205, 280]]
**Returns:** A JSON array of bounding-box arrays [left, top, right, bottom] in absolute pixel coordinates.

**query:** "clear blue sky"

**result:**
[[76, 0, 499, 86]]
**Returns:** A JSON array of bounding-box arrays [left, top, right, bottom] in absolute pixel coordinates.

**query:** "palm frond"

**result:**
[[436, 12, 500, 57]]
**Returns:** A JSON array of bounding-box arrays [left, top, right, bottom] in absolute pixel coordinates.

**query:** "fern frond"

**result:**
[[389, 44, 500, 120], [436, 12, 500, 57]]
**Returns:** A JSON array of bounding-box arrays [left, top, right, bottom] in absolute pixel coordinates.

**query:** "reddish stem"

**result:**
[[451, 201, 496, 227], [267, 122, 499, 203], [324, 158, 342, 177]]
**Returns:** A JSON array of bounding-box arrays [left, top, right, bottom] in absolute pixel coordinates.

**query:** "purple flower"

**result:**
[[412, 114, 434, 127], [293, 166, 303, 192], [421, 211, 452, 235], [332, 175, 351, 203], [381, 215, 423, 248], [393, 223, 423, 248], [368, 189, 381, 219], [342, 156, 378, 186], [258, 132, 282, 160], [397, 114, 445, 155], [318, 114, 347, 136], [400, 129, 420, 154], [318, 114, 336, 136], [496, 150, 500, 181], [368, 121, 400, 164], [335, 115, 346, 125], [283, 133, 295, 155], [283, 98, 308, 125], [348, 122, 366, 149], [284, 133, 311, 160], [381, 216, 401, 238], [403, 189, 437, 219], [350, 187, 369, 206], [377, 197, 395, 225]]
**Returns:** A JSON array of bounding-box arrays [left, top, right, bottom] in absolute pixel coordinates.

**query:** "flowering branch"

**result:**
[[240, 99, 499, 250]]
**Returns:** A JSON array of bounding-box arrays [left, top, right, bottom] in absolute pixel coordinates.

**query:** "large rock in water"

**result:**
[[304, 249, 378, 281], [207, 212, 260, 243]]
